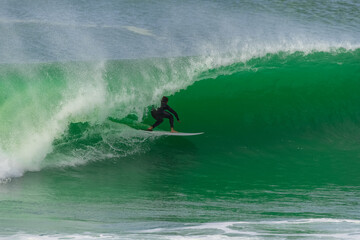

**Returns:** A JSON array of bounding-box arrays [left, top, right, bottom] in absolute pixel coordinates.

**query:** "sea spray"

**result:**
[[0, 56, 219, 178], [0, 61, 108, 178]]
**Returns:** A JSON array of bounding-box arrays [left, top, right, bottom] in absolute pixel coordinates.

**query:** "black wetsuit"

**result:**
[[151, 101, 179, 128]]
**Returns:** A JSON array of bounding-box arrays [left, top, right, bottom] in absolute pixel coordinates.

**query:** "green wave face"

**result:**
[[0, 49, 359, 179], [172, 50, 360, 144]]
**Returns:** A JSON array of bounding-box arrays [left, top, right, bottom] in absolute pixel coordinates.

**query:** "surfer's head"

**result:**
[[161, 96, 169, 103]]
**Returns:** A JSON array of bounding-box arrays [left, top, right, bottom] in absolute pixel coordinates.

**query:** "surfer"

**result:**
[[147, 96, 180, 133]]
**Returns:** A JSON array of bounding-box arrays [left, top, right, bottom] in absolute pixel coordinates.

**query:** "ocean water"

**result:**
[[0, 0, 360, 239]]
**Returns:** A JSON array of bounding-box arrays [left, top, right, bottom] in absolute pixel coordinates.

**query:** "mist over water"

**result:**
[[1, 0, 359, 62], [0, 0, 360, 239]]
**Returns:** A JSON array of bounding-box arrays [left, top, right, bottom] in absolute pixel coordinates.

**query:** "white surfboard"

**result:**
[[143, 130, 204, 136]]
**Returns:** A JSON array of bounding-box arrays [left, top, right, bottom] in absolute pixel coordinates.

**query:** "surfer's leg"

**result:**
[[147, 118, 163, 131], [151, 110, 157, 120], [169, 115, 174, 128], [147, 111, 163, 130], [152, 118, 163, 128], [163, 112, 177, 132], [162, 112, 174, 127]]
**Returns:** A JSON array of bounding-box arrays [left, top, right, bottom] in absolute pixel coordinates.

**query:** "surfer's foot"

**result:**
[[146, 127, 153, 131], [171, 128, 178, 133]]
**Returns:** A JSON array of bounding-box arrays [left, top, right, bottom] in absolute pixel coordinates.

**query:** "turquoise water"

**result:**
[[0, 1, 360, 239]]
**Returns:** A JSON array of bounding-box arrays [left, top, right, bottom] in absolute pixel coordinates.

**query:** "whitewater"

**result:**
[[0, 0, 360, 239]]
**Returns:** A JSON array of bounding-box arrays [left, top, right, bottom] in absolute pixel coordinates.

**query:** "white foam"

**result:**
[[4, 218, 360, 240], [138, 219, 360, 239], [0, 233, 119, 240]]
